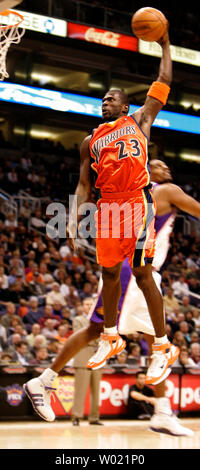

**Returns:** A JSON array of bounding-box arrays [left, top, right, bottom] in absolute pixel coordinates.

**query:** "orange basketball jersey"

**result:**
[[89, 114, 150, 193]]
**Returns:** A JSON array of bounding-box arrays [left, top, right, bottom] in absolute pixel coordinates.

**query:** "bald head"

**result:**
[[149, 159, 172, 183]]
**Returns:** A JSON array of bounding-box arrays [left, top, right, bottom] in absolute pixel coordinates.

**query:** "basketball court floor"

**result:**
[[0, 418, 199, 450]]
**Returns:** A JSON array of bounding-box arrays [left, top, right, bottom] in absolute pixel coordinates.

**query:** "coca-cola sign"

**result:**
[[67, 22, 138, 52], [85, 27, 120, 47]]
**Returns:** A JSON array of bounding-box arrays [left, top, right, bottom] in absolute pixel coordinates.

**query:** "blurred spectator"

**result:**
[[9, 249, 25, 271], [60, 275, 73, 298], [64, 285, 79, 307], [167, 256, 182, 275], [6, 333, 22, 354], [180, 296, 194, 315], [8, 278, 30, 304], [188, 277, 200, 295], [11, 340, 34, 365], [80, 282, 93, 300], [179, 321, 192, 346], [190, 331, 200, 344], [4, 212, 18, 229], [23, 297, 44, 332], [61, 307, 73, 327], [29, 347, 50, 366], [1, 302, 24, 329], [173, 331, 188, 349], [26, 264, 43, 283], [39, 262, 54, 289], [192, 308, 200, 331], [38, 304, 61, 329], [31, 334, 47, 356], [0, 266, 8, 289], [59, 241, 71, 261], [185, 311, 196, 331], [163, 287, 180, 313], [19, 201, 31, 220], [173, 348, 196, 369], [0, 318, 7, 346], [82, 296, 94, 315], [186, 254, 198, 269], [46, 282, 67, 306], [128, 343, 141, 365], [166, 323, 174, 343], [189, 343, 200, 367], [0, 351, 13, 364], [27, 272, 47, 298], [52, 301, 64, 318], [41, 319, 58, 340], [26, 323, 41, 348], [111, 350, 128, 368], [30, 209, 46, 232], [172, 276, 190, 298], [47, 338, 60, 360], [7, 323, 27, 344], [55, 323, 71, 344]]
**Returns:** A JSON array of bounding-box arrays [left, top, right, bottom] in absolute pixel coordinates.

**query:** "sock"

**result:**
[[154, 335, 168, 345], [155, 397, 172, 415], [40, 368, 58, 386], [104, 326, 118, 335]]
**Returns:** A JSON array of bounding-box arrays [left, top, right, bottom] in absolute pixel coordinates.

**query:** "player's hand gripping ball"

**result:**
[[131, 7, 168, 42]]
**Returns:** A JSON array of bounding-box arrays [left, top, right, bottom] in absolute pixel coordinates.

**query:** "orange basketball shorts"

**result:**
[[95, 187, 156, 268]]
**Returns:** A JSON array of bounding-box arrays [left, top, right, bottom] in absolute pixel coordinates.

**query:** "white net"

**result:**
[[0, 11, 25, 81]]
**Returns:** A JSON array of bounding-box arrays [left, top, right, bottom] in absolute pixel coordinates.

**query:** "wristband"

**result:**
[[147, 81, 170, 105]]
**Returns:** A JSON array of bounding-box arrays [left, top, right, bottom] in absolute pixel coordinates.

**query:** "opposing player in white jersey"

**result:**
[[24, 160, 200, 435], [117, 159, 200, 435]]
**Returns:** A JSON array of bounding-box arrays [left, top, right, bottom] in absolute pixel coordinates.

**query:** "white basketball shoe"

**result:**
[[87, 332, 126, 370], [145, 342, 180, 385], [23, 368, 58, 422], [149, 397, 194, 436]]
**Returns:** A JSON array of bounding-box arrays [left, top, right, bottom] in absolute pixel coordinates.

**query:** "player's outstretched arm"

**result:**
[[67, 135, 91, 249], [134, 31, 172, 139], [166, 184, 200, 218]]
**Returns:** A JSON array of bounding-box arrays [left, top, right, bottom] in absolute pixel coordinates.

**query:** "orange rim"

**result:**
[[0, 9, 24, 30]]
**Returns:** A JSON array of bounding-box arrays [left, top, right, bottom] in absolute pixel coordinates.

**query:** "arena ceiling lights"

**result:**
[[0, 82, 199, 135]]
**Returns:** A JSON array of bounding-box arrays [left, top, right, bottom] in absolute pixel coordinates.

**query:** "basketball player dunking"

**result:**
[[68, 29, 179, 383], [24, 159, 200, 435], [24, 29, 177, 409]]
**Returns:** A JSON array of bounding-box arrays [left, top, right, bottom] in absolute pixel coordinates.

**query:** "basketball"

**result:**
[[131, 7, 168, 42]]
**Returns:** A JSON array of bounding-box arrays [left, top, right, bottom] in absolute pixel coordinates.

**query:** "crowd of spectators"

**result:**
[[0, 148, 199, 372]]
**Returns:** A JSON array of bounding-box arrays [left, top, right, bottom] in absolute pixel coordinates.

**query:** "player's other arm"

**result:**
[[67, 135, 91, 246], [134, 31, 172, 139], [166, 184, 200, 218], [75, 135, 92, 204]]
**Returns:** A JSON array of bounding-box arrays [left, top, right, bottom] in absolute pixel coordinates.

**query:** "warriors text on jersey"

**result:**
[[89, 115, 150, 193]]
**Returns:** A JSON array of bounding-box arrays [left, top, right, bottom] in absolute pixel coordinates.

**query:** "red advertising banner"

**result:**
[[67, 22, 138, 52], [52, 373, 182, 417], [180, 374, 200, 411]]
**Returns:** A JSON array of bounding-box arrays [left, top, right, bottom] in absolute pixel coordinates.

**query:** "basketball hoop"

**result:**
[[0, 9, 25, 81]]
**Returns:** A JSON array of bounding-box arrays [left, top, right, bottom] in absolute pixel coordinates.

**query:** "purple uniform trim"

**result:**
[[155, 212, 173, 235], [90, 258, 132, 324]]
